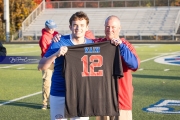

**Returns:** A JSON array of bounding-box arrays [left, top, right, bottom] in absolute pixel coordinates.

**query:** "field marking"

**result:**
[[0, 64, 24, 68], [0, 51, 180, 106], [17, 67, 25, 69], [138, 68, 143, 71], [8, 50, 39, 55], [140, 51, 180, 63], [164, 69, 170, 71], [0, 92, 42, 106]]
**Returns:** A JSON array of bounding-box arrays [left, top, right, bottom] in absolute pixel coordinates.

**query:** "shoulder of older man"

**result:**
[[92, 38, 107, 43]]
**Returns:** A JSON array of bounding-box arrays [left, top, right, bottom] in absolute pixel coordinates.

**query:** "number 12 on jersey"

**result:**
[[81, 55, 103, 77]]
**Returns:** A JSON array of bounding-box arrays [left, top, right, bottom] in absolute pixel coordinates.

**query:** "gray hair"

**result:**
[[105, 15, 121, 26]]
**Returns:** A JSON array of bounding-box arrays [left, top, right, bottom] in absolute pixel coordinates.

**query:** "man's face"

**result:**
[[46, 28, 55, 34], [105, 18, 121, 40], [49, 28, 55, 34], [69, 19, 88, 38]]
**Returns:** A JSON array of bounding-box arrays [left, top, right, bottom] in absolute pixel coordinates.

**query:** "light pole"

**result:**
[[4, 0, 10, 42]]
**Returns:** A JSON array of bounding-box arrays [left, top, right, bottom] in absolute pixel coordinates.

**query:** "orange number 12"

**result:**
[[81, 55, 103, 77]]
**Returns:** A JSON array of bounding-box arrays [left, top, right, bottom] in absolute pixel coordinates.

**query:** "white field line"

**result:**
[[0, 64, 24, 68], [140, 51, 180, 63], [0, 51, 180, 106], [8, 50, 39, 55], [17, 67, 25, 69], [164, 69, 170, 71], [0, 92, 42, 106]]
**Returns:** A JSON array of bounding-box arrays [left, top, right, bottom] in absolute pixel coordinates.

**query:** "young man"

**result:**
[[53, 15, 140, 120], [38, 11, 92, 120], [39, 19, 58, 110]]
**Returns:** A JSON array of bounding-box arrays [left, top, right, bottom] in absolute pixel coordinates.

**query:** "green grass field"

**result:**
[[0, 44, 180, 120]]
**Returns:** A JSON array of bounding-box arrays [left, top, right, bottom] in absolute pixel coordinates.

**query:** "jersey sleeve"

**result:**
[[44, 41, 61, 58], [119, 38, 140, 71]]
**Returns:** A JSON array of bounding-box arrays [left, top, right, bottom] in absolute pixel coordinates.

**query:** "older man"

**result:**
[[94, 15, 140, 120]]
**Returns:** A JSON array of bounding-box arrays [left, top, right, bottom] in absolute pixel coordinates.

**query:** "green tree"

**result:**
[[172, 0, 180, 6], [0, 0, 5, 41], [10, 0, 38, 33], [0, 0, 38, 41]]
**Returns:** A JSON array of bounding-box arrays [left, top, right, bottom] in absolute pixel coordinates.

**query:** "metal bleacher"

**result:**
[[21, 1, 180, 40]]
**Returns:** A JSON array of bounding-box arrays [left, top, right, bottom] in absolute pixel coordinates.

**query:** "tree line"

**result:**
[[0, 0, 38, 41]]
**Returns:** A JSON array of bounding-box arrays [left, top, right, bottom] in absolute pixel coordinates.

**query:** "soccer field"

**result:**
[[0, 44, 180, 120]]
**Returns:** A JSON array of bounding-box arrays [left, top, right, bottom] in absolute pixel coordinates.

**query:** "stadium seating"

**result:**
[[22, 4, 180, 39]]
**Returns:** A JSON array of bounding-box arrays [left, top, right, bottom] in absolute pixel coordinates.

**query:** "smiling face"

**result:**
[[69, 19, 88, 39], [69, 11, 89, 39], [104, 16, 121, 40]]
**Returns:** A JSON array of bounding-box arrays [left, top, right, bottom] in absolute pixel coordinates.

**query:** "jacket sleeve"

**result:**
[[119, 38, 140, 71], [0, 42, 6, 56], [92, 38, 107, 43]]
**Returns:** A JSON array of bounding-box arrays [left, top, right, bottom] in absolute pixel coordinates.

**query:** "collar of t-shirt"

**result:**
[[70, 34, 86, 45]]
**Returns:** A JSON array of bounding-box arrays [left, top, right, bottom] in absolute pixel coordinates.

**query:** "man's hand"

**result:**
[[111, 38, 122, 46], [52, 34, 61, 42], [56, 46, 68, 57]]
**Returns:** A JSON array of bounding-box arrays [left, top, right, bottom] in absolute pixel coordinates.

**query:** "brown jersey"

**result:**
[[64, 41, 123, 117]]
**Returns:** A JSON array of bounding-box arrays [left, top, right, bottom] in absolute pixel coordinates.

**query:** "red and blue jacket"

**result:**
[[93, 38, 140, 110]]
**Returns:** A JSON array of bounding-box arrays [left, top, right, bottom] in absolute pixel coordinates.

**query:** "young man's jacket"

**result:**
[[39, 28, 58, 57], [93, 38, 140, 110]]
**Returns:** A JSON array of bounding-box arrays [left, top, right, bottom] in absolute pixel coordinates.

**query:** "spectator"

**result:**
[[39, 19, 58, 110], [0, 42, 6, 56], [0, 42, 6, 62]]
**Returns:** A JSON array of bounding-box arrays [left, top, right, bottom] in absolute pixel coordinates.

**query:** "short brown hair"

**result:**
[[69, 11, 89, 26]]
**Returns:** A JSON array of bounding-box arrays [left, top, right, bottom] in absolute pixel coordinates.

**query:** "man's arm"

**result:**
[[93, 38, 107, 43], [38, 46, 68, 71], [119, 38, 140, 71], [38, 53, 57, 71]]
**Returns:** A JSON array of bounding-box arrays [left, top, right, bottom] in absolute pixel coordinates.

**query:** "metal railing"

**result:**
[[22, 0, 45, 31], [175, 10, 180, 33], [19, 0, 180, 41], [46, 0, 179, 8], [21, 0, 179, 32]]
